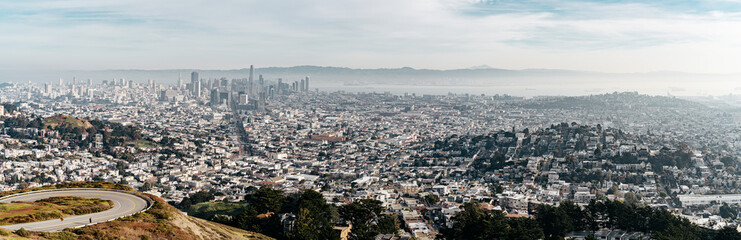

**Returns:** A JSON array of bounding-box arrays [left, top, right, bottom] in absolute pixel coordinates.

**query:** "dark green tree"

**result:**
[[559, 201, 586, 231], [179, 197, 192, 209], [252, 187, 286, 213], [535, 204, 572, 240], [714, 227, 741, 240], [438, 202, 508, 240], [377, 214, 400, 234], [338, 199, 385, 240], [720, 204, 736, 219], [288, 189, 339, 240], [190, 190, 215, 204], [506, 217, 544, 240], [424, 194, 441, 205], [234, 204, 261, 232]]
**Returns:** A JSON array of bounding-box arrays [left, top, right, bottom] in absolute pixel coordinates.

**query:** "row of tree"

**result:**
[[439, 200, 741, 240], [179, 188, 400, 240]]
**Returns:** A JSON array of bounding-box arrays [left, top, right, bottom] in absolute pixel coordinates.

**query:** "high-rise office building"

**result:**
[[277, 78, 283, 95], [221, 78, 229, 90], [196, 80, 202, 98], [211, 89, 220, 105], [178, 73, 183, 89], [239, 93, 249, 105], [249, 65, 256, 96], [305, 76, 310, 92], [191, 72, 200, 97], [249, 65, 254, 82]]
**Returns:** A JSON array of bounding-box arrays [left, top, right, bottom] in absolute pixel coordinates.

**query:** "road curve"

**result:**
[[0, 189, 149, 232]]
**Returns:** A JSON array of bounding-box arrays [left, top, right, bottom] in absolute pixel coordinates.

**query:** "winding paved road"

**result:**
[[0, 189, 149, 232]]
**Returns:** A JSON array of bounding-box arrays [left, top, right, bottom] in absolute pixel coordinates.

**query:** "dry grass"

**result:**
[[0, 197, 112, 225], [42, 114, 93, 130], [0, 181, 133, 198]]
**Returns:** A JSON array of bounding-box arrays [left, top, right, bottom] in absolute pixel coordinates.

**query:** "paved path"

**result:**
[[0, 189, 149, 232]]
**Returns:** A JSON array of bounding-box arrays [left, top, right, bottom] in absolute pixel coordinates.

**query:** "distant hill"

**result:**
[[42, 114, 93, 130], [0, 182, 273, 240], [513, 92, 711, 110]]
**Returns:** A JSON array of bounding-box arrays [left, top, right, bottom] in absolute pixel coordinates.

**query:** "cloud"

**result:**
[[1, 0, 741, 73]]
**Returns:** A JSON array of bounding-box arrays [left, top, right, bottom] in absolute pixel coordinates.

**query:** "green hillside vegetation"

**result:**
[[178, 188, 400, 240], [439, 200, 741, 240], [131, 139, 159, 149], [42, 114, 93, 130], [0, 196, 112, 225], [1, 103, 18, 114], [186, 202, 247, 220], [2, 114, 146, 151]]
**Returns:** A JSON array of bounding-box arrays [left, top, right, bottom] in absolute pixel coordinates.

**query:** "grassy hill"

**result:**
[[42, 114, 93, 130], [0, 182, 273, 240], [0, 196, 112, 225]]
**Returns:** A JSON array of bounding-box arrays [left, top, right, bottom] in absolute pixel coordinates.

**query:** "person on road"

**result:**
[[89, 218, 92, 223], [60, 216, 63, 221]]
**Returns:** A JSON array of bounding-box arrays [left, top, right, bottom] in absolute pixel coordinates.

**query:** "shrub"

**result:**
[[14, 227, 29, 237], [42, 231, 78, 240]]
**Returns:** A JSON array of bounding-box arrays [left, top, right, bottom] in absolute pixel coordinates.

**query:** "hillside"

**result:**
[[42, 114, 93, 130], [0, 196, 112, 226], [0, 182, 273, 240]]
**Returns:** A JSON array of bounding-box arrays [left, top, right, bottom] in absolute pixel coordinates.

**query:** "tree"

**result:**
[[1, 103, 18, 114], [234, 205, 260, 232], [338, 199, 385, 240], [292, 208, 322, 240], [253, 187, 286, 213], [654, 224, 701, 240], [179, 197, 192, 209], [438, 202, 508, 240], [190, 190, 215, 204], [424, 194, 441, 205], [623, 192, 640, 206], [377, 214, 400, 235], [714, 227, 741, 240], [719, 204, 736, 220], [141, 182, 152, 191], [288, 190, 338, 240], [506, 217, 544, 240], [558, 201, 586, 231], [535, 204, 572, 240]]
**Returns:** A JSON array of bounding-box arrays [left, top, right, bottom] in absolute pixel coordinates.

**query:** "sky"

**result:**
[[2, 0, 741, 73]]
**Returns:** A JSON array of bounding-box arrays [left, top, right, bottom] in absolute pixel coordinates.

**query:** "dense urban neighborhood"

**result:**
[[2, 75, 741, 240]]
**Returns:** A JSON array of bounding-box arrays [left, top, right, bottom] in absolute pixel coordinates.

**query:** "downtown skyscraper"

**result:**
[[191, 72, 201, 98]]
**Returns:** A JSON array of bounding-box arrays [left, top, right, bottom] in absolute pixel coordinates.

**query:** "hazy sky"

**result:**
[[2, 0, 741, 73]]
